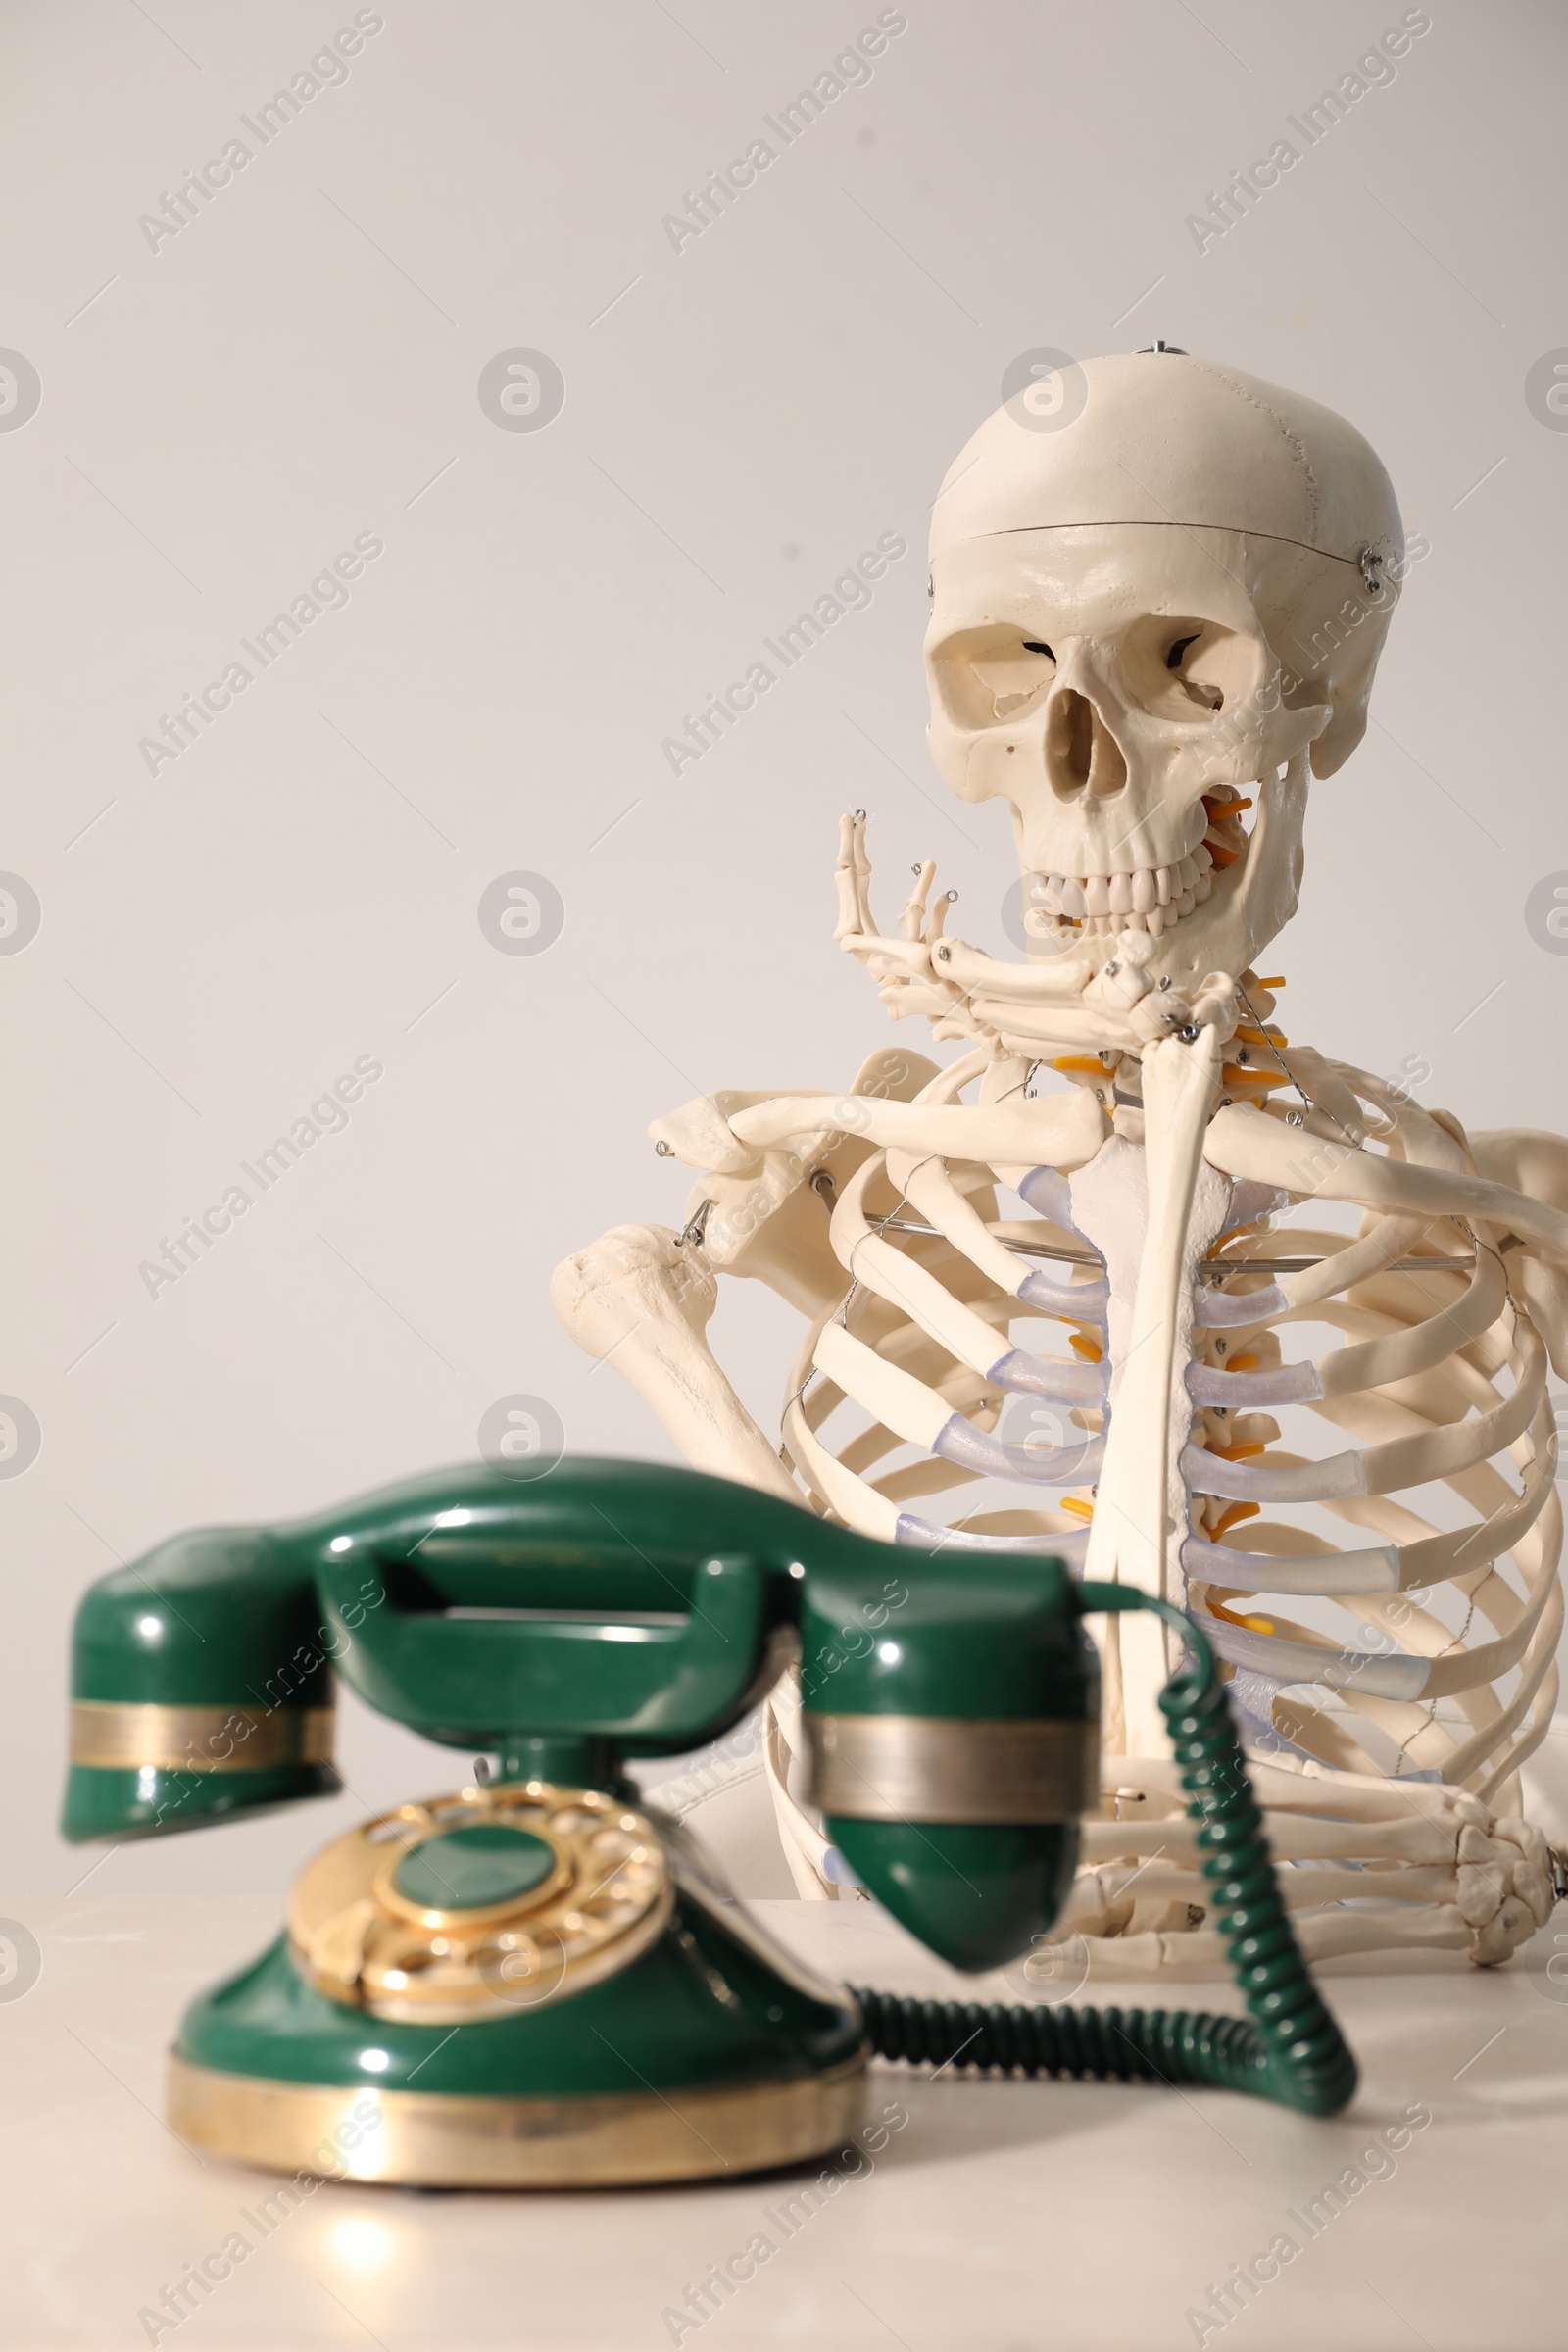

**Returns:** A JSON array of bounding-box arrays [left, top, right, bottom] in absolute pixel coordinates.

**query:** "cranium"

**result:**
[[924, 352, 1404, 989]]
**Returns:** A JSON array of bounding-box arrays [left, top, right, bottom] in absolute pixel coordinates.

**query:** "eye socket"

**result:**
[[1157, 626, 1225, 711], [1115, 616, 1259, 721], [929, 629, 1057, 729]]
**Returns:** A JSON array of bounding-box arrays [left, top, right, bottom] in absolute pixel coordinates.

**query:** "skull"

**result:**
[[924, 353, 1403, 989]]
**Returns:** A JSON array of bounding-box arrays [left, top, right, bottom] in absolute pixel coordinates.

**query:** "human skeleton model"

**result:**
[[556, 353, 1568, 1972]]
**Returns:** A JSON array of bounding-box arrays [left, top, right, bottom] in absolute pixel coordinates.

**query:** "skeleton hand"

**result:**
[[833, 814, 993, 1042]]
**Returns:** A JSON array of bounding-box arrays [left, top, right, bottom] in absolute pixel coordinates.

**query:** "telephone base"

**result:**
[[169, 1891, 867, 2187]]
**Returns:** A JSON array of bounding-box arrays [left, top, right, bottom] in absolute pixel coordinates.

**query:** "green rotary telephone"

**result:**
[[64, 1457, 1356, 2187]]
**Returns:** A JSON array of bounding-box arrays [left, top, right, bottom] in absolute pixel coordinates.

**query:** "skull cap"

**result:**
[[930, 352, 1402, 571]]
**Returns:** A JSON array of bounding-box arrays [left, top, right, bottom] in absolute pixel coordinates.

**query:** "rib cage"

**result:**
[[557, 1031, 1565, 1964], [778, 1058, 1562, 1828]]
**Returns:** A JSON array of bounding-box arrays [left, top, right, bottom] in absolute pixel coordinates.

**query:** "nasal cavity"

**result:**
[[1047, 687, 1128, 800]]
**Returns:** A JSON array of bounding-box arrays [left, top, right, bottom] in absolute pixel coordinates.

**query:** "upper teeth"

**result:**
[[1028, 846, 1218, 935]]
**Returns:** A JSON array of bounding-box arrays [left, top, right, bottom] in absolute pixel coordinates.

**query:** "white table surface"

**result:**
[[2, 1892, 1564, 2352]]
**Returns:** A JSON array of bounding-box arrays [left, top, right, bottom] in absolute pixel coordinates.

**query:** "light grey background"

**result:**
[[3, 0, 1565, 1896]]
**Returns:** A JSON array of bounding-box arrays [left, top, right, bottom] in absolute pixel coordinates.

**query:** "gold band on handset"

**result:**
[[70, 1700, 335, 1773]]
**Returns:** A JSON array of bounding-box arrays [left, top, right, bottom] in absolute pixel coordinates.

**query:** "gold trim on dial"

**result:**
[[288, 1780, 673, 2025]]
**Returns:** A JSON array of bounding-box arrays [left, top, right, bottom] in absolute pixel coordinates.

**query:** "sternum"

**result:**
[[1067, 1137, 1231, 1496], [1061, 1135, 1234, 1751]]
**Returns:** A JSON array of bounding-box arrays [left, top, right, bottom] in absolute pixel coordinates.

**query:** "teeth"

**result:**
[[1024, 835, 1248, 949]]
